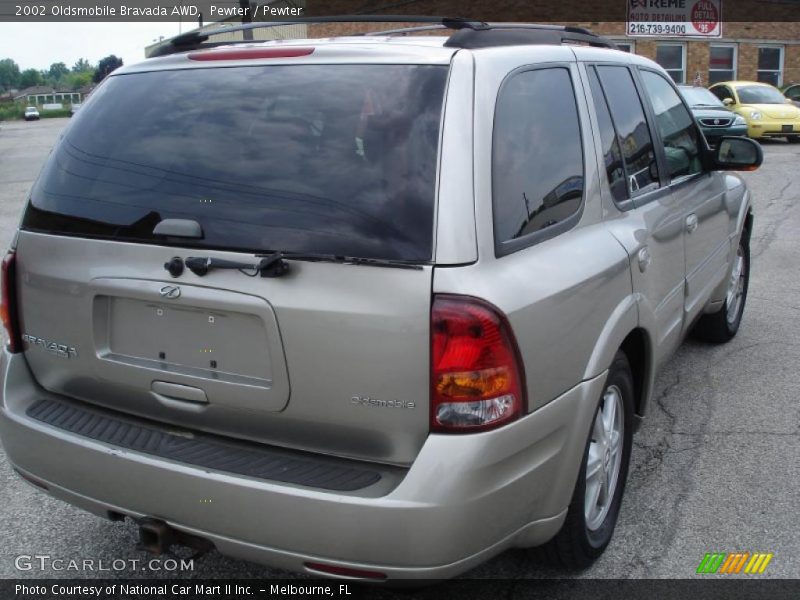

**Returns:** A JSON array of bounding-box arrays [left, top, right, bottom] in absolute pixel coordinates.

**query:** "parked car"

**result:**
[[678, 85, 747, 145], [0, 20, 762, 581], [782, 83, 800, 108], [23, 106, 39, 121], [710, 80, 800, 143], [69, 103, 82, 117]]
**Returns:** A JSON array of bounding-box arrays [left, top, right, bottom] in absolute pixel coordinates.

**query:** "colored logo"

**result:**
[[697, 552, 774, 574]]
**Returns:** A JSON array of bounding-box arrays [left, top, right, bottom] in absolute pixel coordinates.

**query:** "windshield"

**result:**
[[680, 87, 724, 107], [23, 64, 448, 262], [736, 85, 787, 104]]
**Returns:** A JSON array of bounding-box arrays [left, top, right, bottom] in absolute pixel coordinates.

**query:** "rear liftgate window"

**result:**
[[23, 65, 448, 262]]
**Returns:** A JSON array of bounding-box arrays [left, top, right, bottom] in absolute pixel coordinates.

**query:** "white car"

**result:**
[[69, 103, 82, 117], [23, 106, 39, 121]]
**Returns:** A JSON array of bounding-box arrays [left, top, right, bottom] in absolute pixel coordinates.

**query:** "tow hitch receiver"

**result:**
[[136, 518, 213, 557], [137, 518, 175, 555]]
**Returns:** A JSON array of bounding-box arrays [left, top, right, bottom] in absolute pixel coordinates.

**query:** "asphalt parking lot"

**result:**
[[0, 118, 798, 581]]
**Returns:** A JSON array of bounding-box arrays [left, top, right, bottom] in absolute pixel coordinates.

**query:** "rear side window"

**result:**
[[493, 68, 584, 251], [23, 65, 448, 262], [586, 67, 628, 204], [595, 66, 659, 195], [640, 70, 703, 180]]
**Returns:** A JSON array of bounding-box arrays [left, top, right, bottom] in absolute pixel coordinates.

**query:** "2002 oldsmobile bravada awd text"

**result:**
[[0, 19, 762, 581]]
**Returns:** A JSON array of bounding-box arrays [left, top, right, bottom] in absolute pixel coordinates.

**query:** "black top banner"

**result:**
[[2, 0, 800, 23]]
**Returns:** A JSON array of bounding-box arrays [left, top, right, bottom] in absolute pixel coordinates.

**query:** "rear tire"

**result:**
[[692, 232, 750, 343], [539, 351, 634, 569]]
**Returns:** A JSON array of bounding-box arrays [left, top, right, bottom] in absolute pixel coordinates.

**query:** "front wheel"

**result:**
[[540, 351, 634, 569], [693, 233, 750, 343]]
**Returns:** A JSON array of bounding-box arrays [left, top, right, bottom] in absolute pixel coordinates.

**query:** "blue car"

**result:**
[[678, 85, 748, 146]]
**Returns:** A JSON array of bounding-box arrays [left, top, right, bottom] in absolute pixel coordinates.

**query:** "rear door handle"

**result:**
[[686, 214, 699, 233], [151, 381, 208, 412]]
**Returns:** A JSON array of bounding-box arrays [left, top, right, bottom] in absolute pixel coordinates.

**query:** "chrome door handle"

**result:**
[[637, 246, 651, 272], [686, 214, 699, 234]]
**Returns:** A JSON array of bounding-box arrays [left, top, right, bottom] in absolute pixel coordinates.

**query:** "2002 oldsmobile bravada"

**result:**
[[0, 18, 762, 581]]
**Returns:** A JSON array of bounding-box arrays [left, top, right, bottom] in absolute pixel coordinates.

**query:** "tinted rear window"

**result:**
[[23, 65, 448, 261]]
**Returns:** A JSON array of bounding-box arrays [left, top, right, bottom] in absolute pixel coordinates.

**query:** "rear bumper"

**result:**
[[0, 351, 604, 579]]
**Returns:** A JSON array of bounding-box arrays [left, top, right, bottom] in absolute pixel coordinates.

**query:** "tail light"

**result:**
[[431, 295, 526, 432], [1, 251, 22, 353]]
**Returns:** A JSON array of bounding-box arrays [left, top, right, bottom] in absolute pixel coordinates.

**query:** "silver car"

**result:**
[[0, 19, 761, 580]]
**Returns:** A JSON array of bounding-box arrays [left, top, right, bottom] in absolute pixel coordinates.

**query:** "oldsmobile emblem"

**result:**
[[351, 395, 416, 409], [714, 119, 720, 125], [159, 285, 181, 299]]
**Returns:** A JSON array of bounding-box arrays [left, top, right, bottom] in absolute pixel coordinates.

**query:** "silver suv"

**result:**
[[0, 19, 762, 581]]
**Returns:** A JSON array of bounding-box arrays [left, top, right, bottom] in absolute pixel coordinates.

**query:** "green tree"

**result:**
[[0, 58, 21, 92], [48, 62, 69, 83], [64, 71, 92, 91], [93, 55, 123, 83], [72, 58, 93, 73], [19, 68, 43, 88]]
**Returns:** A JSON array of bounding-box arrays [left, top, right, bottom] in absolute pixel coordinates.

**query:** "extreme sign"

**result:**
[[627, 0, 722, 37]]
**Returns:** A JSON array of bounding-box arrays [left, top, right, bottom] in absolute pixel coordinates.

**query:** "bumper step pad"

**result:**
[[26, 397, 381, 492]]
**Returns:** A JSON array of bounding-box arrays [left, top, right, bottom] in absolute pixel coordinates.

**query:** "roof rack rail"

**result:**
[[149, 15, 488, 57], [444, 23, 617, 50], [148, 16, 616, 58]]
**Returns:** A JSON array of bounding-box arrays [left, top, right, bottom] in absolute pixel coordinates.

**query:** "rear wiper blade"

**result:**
[[184, 254, 290, 278], [260, 252, 426, 270], [181, 251, 425, 278]]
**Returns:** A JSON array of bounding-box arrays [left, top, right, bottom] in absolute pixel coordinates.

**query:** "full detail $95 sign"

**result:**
[[628, 0, 722, 37]]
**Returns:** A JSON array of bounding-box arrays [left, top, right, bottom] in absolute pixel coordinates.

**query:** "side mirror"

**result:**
[[714, 137, 763, 171], [722, 97, 735, 106]]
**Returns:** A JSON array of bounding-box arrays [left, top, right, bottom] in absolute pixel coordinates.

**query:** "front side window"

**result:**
[[596, 66, 659, 194], [709, 45, 736, 84], [492, 68, 584, 249], [786, 85, 800, 101], [758, 47, 783, 87], [710, 85, 735, 103], [656, 44, 686, 84], [641, 71, 703, 180]]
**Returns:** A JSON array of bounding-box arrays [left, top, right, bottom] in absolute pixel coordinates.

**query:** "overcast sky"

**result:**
[[0, 22, 185, 70]]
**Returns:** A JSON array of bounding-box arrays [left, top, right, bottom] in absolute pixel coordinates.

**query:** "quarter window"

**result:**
[[492, 68, 584, 248], [640, 71, 703, 180], [655, 44, 686, 83], [596, 66, 659, 194], [709, 45, 737, 84], [757, 46, 783, 86]]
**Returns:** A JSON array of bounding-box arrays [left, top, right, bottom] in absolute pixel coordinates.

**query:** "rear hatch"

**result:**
[[15, 58, 449, 465]]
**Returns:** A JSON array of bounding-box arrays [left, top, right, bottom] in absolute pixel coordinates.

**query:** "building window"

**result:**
[[757, 46, 783, 87], [656, 43, 686, 83], [709, 44, 736, 84], [613, 41, 635, 53]]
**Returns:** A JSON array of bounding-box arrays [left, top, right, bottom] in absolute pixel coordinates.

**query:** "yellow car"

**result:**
[[709, 81, 800, 143]]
